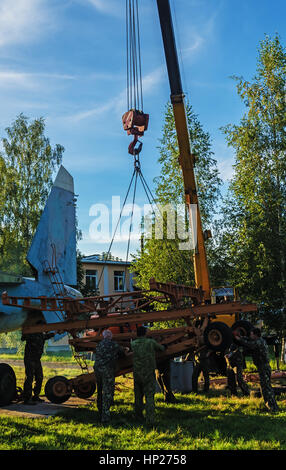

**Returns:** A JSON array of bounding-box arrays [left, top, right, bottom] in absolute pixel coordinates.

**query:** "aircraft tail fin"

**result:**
[[26, 166, 77, 287]]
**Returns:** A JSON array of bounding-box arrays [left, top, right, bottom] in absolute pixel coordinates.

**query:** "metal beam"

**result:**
[[22, 302, 257, 334], [156, 0, 183, 98]]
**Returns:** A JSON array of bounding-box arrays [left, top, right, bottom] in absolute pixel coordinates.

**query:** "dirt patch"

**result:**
[[0, 396, 95, 419], [0, 359, 95, 418]]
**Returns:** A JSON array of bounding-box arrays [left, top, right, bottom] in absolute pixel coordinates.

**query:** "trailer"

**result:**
[[1, 278, 257, 404]]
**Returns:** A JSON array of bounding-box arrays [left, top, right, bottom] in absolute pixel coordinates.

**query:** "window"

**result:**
[[114, 270, 124, 291], [85, 270, 97, 290]]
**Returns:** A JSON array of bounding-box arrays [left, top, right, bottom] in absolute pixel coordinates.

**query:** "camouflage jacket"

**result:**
[[131, 337, 165, 378], [236, 336, 270, 369], [93, 338, 125, 373], [225, 343, 244, 368], [22, 332, 54, 360]]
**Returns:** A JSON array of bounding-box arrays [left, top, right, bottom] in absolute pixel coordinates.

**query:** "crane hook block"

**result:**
[[122, 109, 149, 137]]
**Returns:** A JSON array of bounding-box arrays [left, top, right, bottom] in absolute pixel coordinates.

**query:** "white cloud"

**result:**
[[0, 71, 34, 88], [0, 0, 52, 48], [86, 0, 122, 17], [142, 66, 165, 93], [66, 97, 121, 123], [174, 3, 222, 63], [217, 156, 235, 182], [181, 35, 204, 59], [65, 66, 164, 123], [0, 70, 76, 90]]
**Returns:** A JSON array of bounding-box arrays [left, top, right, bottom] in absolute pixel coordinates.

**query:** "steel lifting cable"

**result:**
[[138, 165, 192, 266], [130, 157, 183, 264], [95, 155, 154, 293], [123, 0, 148, 156], [97, 1, 189, 297], [95, 155, 190, 301], [124, 1, 186, 259], [96, 1, 146, 291], [124, 156, 144, 289], [123, 161, 139, 290], [97, 165, 137, 288], [126, 0, 143, 111]]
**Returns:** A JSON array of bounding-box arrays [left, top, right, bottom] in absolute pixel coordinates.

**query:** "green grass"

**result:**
[[0, 351, 81, 363], [0, 386, 285, 450], [0, 358, 286, 450]]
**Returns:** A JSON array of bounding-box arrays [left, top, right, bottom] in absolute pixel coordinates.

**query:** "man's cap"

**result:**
[[102, 329, 113, 339]]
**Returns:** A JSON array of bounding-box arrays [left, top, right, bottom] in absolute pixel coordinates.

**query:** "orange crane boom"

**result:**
[[156, 0, 211, 300]]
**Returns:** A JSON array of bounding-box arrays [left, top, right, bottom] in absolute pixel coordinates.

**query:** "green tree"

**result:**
[[131, 102, 222, 291], [0, 330, 24, 354], [221, 35, 286, 329], [154, 102, 221, 223], [0, 114, 64, 275]]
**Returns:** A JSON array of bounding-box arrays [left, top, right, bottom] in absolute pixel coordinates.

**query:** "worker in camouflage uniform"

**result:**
[[21, 320, 55, 404], [225, 342, 250, 396], [234, 327, 279, 412], [93, 329, 127, 423], [131, 326, 166, 425]]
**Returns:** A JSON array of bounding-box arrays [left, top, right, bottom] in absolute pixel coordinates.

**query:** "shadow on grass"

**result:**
[[54, 391, 286, 448]]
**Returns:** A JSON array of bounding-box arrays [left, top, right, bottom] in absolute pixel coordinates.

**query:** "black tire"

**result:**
[[0, 363, 17, 406], [204, 322, 233, 352], [74, 381, 96, 399], [45, 376, 71, 404], [231, 320, 253, 337]]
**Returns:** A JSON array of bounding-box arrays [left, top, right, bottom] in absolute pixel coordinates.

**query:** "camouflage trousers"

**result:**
[[156, 360, 176, 403], [227, 365, 250, 396], [133, 371, 156, 424], [23, 356, 43, 400], [257, 364, 279, 412], [94, 367, 115, 422]]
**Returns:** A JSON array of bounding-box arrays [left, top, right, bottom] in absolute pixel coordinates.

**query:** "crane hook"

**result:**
[[128, 135, 143, 156]]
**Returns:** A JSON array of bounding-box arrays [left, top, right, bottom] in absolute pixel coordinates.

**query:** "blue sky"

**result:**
[[0, 0, 285, 260]]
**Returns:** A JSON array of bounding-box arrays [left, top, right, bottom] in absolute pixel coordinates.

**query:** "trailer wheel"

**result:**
[[45, 376, 71, 404], [204, 322, 233, 352], [231, 320, 253, 337], [0, 363, 17, 406], [74, 381, 96, 399]]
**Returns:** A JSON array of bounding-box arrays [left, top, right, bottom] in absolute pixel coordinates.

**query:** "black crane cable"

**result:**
[[126, 0, 143, 111], [123, 161, 139, 290], [97, 165, 137, 289], [96, 151, 185, 294], [96, 155, 157, 292], [96, 0, 146, 291]]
